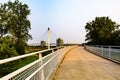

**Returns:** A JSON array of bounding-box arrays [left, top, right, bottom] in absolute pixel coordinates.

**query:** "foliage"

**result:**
[[111, 30, 120, 45], [56, 38, 64, 46], [0, 43, 18, 59], [0, 0, 32, 55], [7, 0, 32, 55], [0, 60, 19, 77], [0, 36, 19, 77], [0, 43, 17, 58], [7, 0, 32, 41], [15, 39, 27, 55], [85, 17, 120, 45], [0, 36, 18, 59], [41, 40, 46, 47], [1, 35, 15, 47], [0, 3, 9, 41]]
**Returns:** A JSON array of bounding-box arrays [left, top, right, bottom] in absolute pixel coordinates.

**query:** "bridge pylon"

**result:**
[[48, 27, 50, 49]]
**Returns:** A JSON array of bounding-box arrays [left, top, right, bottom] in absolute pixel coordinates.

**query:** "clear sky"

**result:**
[[1, 0, 120, 44]]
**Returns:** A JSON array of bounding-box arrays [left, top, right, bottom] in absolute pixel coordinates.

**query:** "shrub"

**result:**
[[0, 43, 18, 59]]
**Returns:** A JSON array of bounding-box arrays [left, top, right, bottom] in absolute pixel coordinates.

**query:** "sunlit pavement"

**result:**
[[53, 47, 120, 80]]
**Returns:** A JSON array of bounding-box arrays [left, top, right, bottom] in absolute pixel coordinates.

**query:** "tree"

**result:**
[[0, 3, 10, 42], [0, 0, 31, 55], [6, 0, 32, 55], [41, 40, 46, 47], [56, 38, 64, 46], [111, 30, 120, 45], [85, 17, 120, 45]]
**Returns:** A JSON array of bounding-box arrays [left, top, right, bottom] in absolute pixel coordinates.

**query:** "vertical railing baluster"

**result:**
[[101, 46, 103, 56], [109, 46, 111, 59]]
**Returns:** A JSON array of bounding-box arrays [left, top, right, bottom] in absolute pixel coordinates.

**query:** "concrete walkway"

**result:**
[[53, 46, 120, 80]]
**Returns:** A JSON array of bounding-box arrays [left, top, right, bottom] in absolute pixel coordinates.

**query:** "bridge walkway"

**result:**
[[53, 46, 120, 80]]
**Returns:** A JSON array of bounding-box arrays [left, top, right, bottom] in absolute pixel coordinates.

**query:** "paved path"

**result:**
[[53, 46, 120, 80]]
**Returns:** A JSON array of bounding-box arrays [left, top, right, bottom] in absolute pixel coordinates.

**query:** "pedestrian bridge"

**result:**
[[0, 46, 120, 80]]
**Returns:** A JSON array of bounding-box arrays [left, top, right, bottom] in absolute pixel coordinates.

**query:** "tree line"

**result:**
[[85, 16, 120, 45]]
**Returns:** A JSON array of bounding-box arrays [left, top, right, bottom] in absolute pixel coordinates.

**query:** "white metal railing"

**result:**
[[85, 45, 120, 63], [0, 46, 74, 80]]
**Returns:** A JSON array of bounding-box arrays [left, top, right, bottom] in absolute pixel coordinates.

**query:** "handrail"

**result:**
[[0, 47, 60, 64], [0, 59, 41, 80], [0, 48, 58, 80], [86, 45, 120, 48], [0, 46, 73, 80]]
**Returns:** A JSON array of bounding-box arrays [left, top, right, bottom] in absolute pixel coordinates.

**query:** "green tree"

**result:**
[[111, 30, 120, 45], [85, 17, 120, 45], [41, 40, 46, 47], [6, 0, 32, 55], [0, 3, 10, 42], [56, 38, 64, 46]]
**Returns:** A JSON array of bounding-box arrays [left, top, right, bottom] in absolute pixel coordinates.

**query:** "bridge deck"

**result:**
[[53, 47, 120, 80]]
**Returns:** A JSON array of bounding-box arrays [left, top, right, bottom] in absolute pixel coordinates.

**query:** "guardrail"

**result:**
[[0, 46, 73, 80], [84, 45, 120, 63]]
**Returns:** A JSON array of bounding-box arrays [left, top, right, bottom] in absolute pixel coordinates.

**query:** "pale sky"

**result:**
[[1, 0, 120, 44]]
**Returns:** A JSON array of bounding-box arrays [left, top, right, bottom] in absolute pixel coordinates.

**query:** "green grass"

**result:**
[[25, 46, 47, 53], [42, 50, 52, 57], [0, 55, 38, 78], [16, 56, 39, 69]]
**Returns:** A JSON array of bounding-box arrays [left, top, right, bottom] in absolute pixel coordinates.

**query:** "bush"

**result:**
[[0, 43, 18, 59], [0, 60, 20, 77], [0, 42, 19, 77]]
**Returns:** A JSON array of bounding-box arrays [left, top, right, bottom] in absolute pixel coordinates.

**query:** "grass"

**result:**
[[16, 56, 39, 69], [25, 46, 47, 53], [0, 46, 57, 78], [0, 55, 39, 77]]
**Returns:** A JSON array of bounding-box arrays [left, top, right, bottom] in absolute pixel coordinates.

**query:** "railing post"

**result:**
[[39, 53, 45, 80], [96, 46, 98, 54], [51, 49, 55, 70], [52, 49, 54, 53], [92, 46, 94, 53], [109, 46, 111, 59], [58, 47, 62, 62], [101, 46, 103, 56]]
